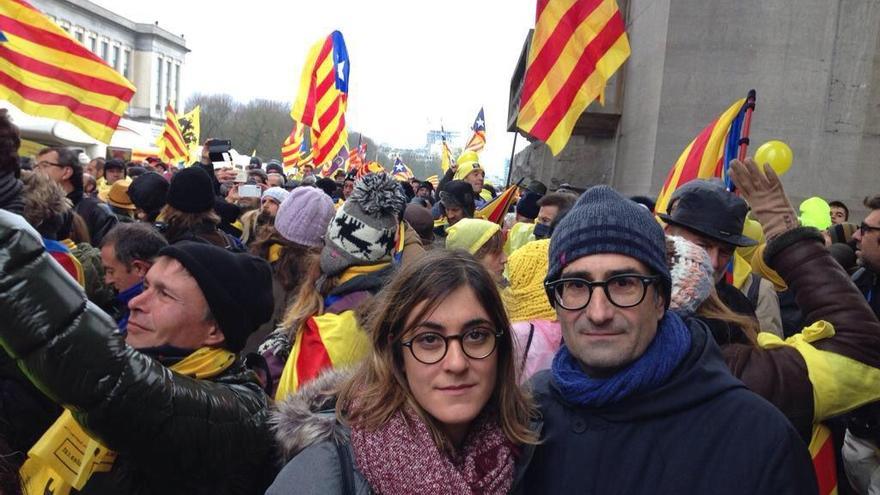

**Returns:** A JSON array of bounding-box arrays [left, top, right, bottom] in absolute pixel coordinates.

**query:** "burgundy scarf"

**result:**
[[349, 408, 515, 494]]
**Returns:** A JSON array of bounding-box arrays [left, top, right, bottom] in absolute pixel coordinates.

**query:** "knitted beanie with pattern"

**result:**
[[504, 239, 556, 323], [666, 235, 714, 315]]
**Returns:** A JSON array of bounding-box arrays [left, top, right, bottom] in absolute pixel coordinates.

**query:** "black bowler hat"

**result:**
[[658, 179, 756, 247]]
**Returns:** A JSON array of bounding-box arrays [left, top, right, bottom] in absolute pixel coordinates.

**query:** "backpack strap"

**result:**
[[334, 440, 356, 495], [746, 273, 761, 309], [520, 323, 536, 375]]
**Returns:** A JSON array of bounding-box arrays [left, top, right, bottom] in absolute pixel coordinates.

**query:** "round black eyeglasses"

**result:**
[[401, 328, 502, 365], [544, 274, 661, 311]]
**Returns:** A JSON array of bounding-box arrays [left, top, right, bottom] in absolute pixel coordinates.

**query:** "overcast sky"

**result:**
[[94, 0, 537, 179]]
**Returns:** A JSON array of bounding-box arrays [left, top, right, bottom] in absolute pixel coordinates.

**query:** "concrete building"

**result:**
[[29, 0, 189, 127], [509, 0, 880, 219]]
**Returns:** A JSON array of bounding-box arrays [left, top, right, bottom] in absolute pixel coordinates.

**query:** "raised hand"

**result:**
[[729, 158, 799, 240]]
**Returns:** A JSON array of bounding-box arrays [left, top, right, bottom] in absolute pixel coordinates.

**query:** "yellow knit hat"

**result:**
[[453, 151, 483, 181], [503, 239, 556, 323], [446, 218, 500, 254]]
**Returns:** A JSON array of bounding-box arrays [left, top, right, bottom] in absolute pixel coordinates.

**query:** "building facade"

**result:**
[[509, 0, 880, 219], [28, 0, 189, 127]]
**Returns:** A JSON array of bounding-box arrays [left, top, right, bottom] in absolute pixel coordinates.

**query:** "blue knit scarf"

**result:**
[[551, 311, 692, 408]]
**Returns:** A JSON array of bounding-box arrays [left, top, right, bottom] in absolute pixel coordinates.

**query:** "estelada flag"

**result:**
[[463, 107, 486, 153], [290, 31, 349, 166], [0, 0, 135, 142], [655, 98, 747, 215], [517, 0, 630, 155], [477, 182, 520, 225]]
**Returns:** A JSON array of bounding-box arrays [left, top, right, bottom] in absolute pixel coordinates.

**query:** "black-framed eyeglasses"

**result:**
[[860, 222, 880, 235], [401, 328, 502, 365], [545, 274, 661, 311]]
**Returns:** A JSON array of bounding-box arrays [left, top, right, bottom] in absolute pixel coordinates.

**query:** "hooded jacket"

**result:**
[[521, 320, 817, 494], [0, 210, 275, 494], [67, 188, 117, 246]]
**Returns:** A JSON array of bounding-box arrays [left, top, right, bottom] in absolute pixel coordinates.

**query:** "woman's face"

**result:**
[[401, 285, 499, 445], [480, 250, 507, 284]]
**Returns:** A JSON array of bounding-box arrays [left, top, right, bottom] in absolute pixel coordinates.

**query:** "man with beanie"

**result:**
[[520, 185, 816, 494], [0, 210, 276, 493], [158, 166, 244, 251], [434, 179, 476, 238], [451, 151, 486, 206], [35, 146, 117, 246], [660, 179, 782, 335], [128, 171, 168, 222]]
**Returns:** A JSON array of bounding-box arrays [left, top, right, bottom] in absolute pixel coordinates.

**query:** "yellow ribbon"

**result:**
[[336, 262, 390, 285], [20, 347, 236, 494]]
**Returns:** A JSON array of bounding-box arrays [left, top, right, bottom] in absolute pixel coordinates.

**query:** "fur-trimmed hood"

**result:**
[[271, 368, 352, 462]]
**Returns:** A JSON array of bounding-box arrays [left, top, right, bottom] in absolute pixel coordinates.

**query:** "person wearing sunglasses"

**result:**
[[852, 195, 880, 319], [268, 250, 536, 494], [521, 185, 815, 494]]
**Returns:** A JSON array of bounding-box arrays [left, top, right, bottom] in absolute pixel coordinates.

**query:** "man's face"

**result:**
[[261, 197, 280, 218], [35, 151, 71, 186], [556, 253, 665, 378], [854, 209, 880, 272], [85, 159, 99, 178], [830, 206, 847, 225], [666, 225, 734, 283], [302, 165, 314, 176], [446, 205, 465, 226], [342, 180, 355, 199], [267, 174, 285, 188], [537, 205, 559, 226], [465, 170, 484, 194], [101, 244, 148, 292], [126, 257, 224, 350], [104, 168, 124, 184], [417, 187, 431, 199]]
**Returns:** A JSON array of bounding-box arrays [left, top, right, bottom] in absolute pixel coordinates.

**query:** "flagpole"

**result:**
[[506, 132, 519, 187], [737, 89, 757, 160]]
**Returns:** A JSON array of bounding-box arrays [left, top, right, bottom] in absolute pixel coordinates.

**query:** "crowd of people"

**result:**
[[2, 105, 880, 494]]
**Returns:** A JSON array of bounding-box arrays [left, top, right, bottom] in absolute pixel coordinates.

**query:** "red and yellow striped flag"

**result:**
[[477, 184, 520, 225], [281, 120, 305, 171], [0, 0, 135, 143], [655, 98, 746, 215], [158, 104, 188, 165], [517, 0, 630, 155], [290, 31, 349, 167]]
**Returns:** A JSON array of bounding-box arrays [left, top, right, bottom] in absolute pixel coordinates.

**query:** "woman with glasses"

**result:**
[[267, 249, 537, 495]]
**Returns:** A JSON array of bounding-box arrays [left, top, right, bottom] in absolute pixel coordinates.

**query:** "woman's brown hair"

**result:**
[[697, 291, 759, 345], [474, 230, 504, 260], [336, 249, 537, 451]]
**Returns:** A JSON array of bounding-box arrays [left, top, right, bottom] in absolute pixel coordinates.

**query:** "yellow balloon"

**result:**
[[754, 140, 793, 176]]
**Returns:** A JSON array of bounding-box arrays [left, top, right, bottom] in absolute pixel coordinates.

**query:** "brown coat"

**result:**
[[721, 227, 880, 439]]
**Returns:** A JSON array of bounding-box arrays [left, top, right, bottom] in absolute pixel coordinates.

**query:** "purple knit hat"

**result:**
[[274, 186, 336, 248]]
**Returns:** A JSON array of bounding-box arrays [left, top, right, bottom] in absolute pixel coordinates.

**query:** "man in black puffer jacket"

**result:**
[[0, 210, 276, 494]]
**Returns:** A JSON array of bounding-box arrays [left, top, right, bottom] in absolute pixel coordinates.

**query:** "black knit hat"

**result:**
[[439, 180, 476, 218], [128, 172, 168, 214], [516, 191, 542, 220], [157, 241, 273, 353], [167, 166, 215, 213], [547, 185, 671, 308], [266, 160, 284, 175]]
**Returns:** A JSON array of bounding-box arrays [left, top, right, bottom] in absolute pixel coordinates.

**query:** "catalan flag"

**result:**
[[0, 0, 135, 143], [158, 103, 188, 165], [290, 31, 350, 167], [477, 182, 521, 225], [517, 0, 630, 155], [356, 161, 385, 179], [440, 128, 456, 173], [464, 107, 486, 152], [281, 120, 305, 170], [391, 155, 413, 181], [348, 141, 366, 174], [655, 97, 748, 215]]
